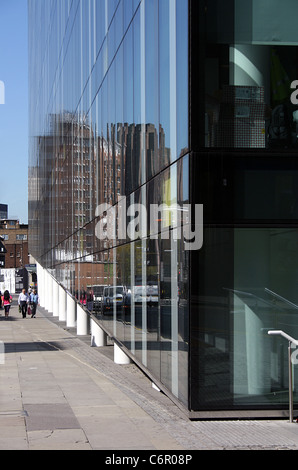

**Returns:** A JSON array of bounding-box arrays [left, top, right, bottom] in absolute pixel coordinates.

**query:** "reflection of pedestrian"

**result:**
[[29, 290, 39, 318], [87, 290, 93, 311], [80, 290, 87, 305], [2, 290, 12, 319], [18, 288, 29, 318]]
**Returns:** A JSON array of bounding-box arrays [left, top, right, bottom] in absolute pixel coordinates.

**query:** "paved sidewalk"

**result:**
[[1, 300, 298, 451]]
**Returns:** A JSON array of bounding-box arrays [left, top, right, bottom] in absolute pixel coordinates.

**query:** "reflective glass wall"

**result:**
[[190, 0, 298, 415], [28, 0, 189, 407], [201, 0, 298, 150]]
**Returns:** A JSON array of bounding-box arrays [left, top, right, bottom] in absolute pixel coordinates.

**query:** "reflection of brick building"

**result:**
[[31, 113, 169, 296], [0, 219, 29, 268]]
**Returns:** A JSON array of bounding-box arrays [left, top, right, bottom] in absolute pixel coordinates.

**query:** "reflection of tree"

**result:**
[[116, 239, 159, 289], [104, 258, 113, 280], [117, 244, 131, 287], [147, 239, 159, 284], [134, 242, 143, 286]]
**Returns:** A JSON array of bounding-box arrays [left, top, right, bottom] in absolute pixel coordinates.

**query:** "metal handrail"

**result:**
[[225, 287, 298, 422], [268, 329, 298, 346], [268, 329, 298, 423]]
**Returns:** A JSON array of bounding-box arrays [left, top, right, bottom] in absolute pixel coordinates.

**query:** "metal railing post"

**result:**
[[289, 341, 294, 423], [268, 330, 298, 423]]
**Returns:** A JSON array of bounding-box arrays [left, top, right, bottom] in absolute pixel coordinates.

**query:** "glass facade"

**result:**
[[28, 0, 189, 408], [202, 0, 298, 151], [189, 0, 298, 415], [29, 0, 298, 417]]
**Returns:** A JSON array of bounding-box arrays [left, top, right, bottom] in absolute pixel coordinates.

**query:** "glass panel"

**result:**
[[177, 238, 189, 406], [123, 23, 134, 195], [28, 0, 190, 412], [145, 0, 159, 179], [202, 0, 298, 150], [176, 0, 188, 158], [133, 238, 143, 363], [159, 0, 171, 170], [160, 236, 172, 392], [133, 6, 144, 188], [233, 227, 298, 406], [191, 225, 298, 410], [234, 160, 298, 220], [146, 238, 161, 380]]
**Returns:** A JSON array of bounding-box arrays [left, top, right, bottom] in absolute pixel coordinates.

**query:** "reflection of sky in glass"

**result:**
[[30, 0, 188, 161]]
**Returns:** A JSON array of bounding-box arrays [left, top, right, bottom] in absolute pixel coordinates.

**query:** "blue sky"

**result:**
[[0, 0, 28, 223]]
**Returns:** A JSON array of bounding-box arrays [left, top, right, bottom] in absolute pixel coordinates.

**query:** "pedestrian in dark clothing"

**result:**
[[29, 290, 39, 318], [18, 288, 29, 318]]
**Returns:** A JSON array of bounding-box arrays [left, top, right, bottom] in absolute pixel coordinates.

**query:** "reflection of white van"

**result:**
[[132, 285, 158, 303], [92, 285, 105, 311], [102, 286, 126, 313], [146, 285, 158, 303], [133, 285, 146, 303]]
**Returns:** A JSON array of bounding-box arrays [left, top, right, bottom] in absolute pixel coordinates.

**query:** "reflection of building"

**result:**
[[0, 204, 8, 220], [0, 219, 29, 269], [28, 0, 298, 419]]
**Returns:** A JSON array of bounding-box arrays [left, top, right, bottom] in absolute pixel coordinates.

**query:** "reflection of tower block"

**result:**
[[216, 85, 266, 148]]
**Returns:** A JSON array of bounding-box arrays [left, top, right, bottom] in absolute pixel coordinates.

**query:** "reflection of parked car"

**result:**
[[92, 285, 105, 312], [102, 286, 126, 314]]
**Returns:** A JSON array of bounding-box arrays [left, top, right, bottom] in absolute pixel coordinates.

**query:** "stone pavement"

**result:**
[[1, 299, 298, 451]]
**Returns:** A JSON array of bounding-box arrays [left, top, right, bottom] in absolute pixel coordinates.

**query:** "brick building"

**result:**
[[0, 219, 29, 269]]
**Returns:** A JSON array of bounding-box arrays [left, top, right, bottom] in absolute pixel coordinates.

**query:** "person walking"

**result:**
[[18, 288, 29, 318], [29, 289, 39, 318], [2, 290, 12, 319]]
